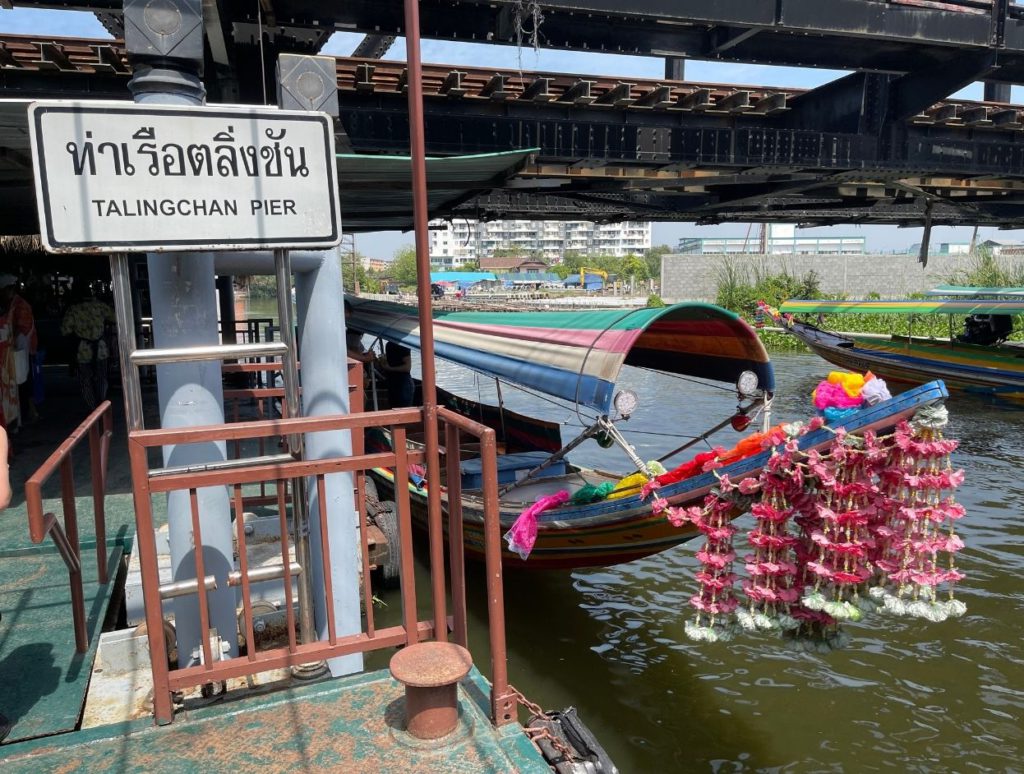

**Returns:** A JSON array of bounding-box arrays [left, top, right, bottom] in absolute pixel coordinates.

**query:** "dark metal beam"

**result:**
[[887, 50, 999, 122], [710, 26, 763, 55], [351, 33, 397, 59]]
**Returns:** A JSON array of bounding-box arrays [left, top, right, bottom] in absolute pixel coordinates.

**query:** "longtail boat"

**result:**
[[349, 298, 949, 569], [763, 288, 1024, 402]]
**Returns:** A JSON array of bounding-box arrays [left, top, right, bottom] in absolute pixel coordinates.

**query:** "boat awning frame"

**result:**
[[348, 299, 774, 414]]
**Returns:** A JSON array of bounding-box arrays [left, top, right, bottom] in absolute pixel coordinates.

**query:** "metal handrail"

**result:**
[[24, 401, 114, 654], [127, 403, 510, 726], [437, 406, 512, 726]]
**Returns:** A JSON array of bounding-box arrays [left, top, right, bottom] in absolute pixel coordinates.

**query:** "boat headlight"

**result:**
[[613, 389, 639, 418], [737, 370, 760, 396]]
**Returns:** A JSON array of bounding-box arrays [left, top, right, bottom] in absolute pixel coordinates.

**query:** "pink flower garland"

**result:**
[[646, 399, 968, 647], [869, 412, 966, 621], [684, 488, 740, 642], [737, 454, 800, 633]]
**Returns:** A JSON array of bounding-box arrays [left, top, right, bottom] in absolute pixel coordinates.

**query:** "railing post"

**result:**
[[128, 437, 175, 724], [89, 418, 108, 584], [426, 404, 448, 642], [479, 429, 512, 726], [444, 417, 468, 647], [61, 455, 88, 654]]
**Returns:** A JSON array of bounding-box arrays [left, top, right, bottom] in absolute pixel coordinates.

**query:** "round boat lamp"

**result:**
[[613, 389, 639, 418], [736, 370, 760, 396]]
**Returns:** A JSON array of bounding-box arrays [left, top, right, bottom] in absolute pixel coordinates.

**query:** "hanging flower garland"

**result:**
[[653, 388, 967, 647], [869, 406, 966, 621]]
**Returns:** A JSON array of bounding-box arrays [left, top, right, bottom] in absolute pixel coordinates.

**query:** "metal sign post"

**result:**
[[30, 95, 341, 677]]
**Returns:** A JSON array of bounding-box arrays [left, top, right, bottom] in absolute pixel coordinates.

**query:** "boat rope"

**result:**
[[911, 403, 949, 431], [501, 379, 600, 424], [630, 364, 738, 394]]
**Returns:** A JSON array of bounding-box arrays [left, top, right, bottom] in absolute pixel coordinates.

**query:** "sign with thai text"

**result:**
[[29, 101, 341, 253]]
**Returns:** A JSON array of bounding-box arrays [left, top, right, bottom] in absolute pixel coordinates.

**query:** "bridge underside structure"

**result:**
[[6, 1, 1024, 230]]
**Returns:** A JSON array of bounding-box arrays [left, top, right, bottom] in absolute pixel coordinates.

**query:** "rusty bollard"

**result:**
[[389, 641, 473, 739]]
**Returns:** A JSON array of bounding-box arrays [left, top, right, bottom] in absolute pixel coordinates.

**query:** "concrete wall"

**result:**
[[660, 251, 988, 303]]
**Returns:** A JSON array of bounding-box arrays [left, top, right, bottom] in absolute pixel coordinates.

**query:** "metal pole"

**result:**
[[403, 0, 447, 641], [294, 250, 363, 677], [216, 276, 237, 345], [273, 248, 320, 674], [352, 236, 361, 295], [109, 253, 144, 432], [128, 62, 237, 665]]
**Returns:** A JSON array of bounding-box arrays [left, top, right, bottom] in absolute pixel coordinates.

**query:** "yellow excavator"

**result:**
[[579, 267, 608, 287]]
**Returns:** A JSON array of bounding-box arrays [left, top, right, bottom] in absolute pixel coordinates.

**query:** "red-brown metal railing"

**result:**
[[438, 406, 512, 725], [24, 400, 114, 654], [127, 403, 511, 726]]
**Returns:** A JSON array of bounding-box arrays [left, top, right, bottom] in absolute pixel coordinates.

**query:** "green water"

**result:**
[[406, 353, 1023, 772]]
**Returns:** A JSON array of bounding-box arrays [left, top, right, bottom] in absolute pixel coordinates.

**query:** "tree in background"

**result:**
[[341, 252, 371, 294], [619, 254, 650, 283], [392, 245, 420, 286], [644, 245, 671, 279]]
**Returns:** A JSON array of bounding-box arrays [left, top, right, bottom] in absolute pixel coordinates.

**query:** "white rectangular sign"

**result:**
[[29, 101, 342, 253]]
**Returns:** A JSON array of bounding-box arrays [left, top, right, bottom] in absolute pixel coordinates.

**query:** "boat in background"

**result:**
[[763, 289, 1024, 402], [349, 298, 950, 569]]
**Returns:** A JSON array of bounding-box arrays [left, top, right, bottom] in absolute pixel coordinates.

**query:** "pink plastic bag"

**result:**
[[504, 490, 570, 560]]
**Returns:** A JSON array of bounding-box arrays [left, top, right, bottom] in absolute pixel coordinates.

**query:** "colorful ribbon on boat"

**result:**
[[504, 490, 571, 560]]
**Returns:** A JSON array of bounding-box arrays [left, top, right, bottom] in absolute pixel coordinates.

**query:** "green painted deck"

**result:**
[[0, 546, 123, 744], [1, 375, 142, 745], [0, 666, 549, 773], [0, 374, 550, 772]]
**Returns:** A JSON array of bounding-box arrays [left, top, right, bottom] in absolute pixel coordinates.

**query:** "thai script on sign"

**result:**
[[65, 125, 311, 179]]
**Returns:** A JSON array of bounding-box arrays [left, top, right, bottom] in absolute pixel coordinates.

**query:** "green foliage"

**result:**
[[391, 245, 420, 286], [620, 254, 650, 282], [246, 275, 278, 299], [947, 247, 1024, 288], [342, 257, 370, 294], [492, 247, 542, 259], [646, 293, 665, 308], [456, 261, 480, 272], [551, 263, 575, 280], [713, 257, 822, 319], [644, 245, 670, 278]]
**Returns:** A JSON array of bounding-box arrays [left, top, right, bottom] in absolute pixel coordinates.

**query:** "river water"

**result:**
[[247, 298, 1024, 771], [433, 353, 1024, 773]]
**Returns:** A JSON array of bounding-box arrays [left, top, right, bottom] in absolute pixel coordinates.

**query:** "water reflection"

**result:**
[[423, 352, 1024, 771]]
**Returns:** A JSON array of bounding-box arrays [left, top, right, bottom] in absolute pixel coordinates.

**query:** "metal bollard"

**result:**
[[389, 641, 473, 739]]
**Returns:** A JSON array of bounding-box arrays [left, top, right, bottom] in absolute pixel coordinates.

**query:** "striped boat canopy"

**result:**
[[347, 299, 774, 414], [927, 285, 1024, 297], [780, 298, 1024, 316]]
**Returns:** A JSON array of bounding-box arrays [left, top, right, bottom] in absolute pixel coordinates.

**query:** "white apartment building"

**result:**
[[429, 219, 652, 261]]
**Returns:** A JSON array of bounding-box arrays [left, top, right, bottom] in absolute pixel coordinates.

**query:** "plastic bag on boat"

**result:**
[[607, 472, 649, 500], [813, 380, 863, 411], [822, 406, 859, 425], [861, 378, 891, 406], [656, 449, 724, 487], [505, 491, 571, 560], [569, 482, 616, 505]]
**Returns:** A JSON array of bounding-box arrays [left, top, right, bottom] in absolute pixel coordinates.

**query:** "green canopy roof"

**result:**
[[780, 298, 1024, 315], [927, 285, 1024, 297], [336, 149, 536, 232]]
